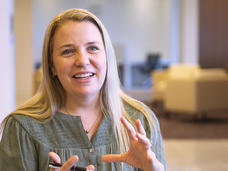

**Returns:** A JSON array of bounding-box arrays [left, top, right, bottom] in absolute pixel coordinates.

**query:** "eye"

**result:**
[[61, 49, 75, 56], [88, 46, 99, 52]]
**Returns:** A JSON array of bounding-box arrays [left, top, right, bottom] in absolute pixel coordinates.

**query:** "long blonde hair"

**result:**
[[1, 9, 157, 153]]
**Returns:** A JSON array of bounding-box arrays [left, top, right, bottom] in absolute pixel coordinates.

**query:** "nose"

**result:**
[[74, 50, 90, 67]]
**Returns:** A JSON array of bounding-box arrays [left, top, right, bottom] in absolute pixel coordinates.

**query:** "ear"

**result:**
[[51, 65, 57, 76]]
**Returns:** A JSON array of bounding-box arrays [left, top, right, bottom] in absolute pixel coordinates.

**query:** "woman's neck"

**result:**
[[62, 93, 101, 117], [60, 93, 103, 140]]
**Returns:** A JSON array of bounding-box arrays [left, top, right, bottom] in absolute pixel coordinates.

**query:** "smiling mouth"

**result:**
[[72, 73, 95, 79]]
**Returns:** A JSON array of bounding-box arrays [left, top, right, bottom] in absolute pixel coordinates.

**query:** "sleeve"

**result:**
[[136, 110, 166, 171], [135, 103, 166, 171], [0, 116, 38, 171], [149, 110, 166, 171]]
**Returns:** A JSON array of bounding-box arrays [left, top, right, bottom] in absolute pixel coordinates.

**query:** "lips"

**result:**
[[72, 72, 95, 79]]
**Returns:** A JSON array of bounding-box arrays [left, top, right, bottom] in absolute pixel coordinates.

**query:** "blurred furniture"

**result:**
[[151, 69, 168, 101], [131, 53, 161, 88], [140, 53, 160, 73], [152, 64, 228, 115]]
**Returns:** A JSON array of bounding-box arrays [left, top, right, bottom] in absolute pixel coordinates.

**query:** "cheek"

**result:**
[[100, 57, 107, 77], [53, 61, 69, 78], [94, 53, 107, 74]]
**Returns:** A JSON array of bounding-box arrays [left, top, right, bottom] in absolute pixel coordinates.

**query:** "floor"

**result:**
[[164, 139, 228, 171]]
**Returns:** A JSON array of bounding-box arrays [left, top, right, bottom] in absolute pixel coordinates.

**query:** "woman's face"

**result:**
[[52, 20, 106, 100]]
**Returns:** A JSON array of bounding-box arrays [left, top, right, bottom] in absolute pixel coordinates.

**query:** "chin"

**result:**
[[75, 89, 100, 97]]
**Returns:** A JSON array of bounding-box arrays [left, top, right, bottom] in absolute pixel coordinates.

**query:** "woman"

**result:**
[[0, 9, 165, 171]]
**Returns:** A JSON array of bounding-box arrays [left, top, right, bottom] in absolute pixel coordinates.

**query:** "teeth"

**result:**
[[73, 73, 93, 79]]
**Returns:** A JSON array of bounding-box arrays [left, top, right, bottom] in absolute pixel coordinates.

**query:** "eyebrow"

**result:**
[[86, 41, 102, 46], [58, 44, 74, 49], [58, 41, 102, 50]]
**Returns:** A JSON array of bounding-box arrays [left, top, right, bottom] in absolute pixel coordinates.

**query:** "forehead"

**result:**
[[54, 20, 102, 39]]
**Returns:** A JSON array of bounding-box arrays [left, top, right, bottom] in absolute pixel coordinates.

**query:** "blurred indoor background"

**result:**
[[1, 0, 228, 170]]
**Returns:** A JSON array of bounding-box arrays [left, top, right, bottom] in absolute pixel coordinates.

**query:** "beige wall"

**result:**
[[14, 0, 33, 106], [0, 0, 15, 136]]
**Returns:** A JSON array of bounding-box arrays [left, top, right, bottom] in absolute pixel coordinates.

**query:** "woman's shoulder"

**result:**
[[7, 113, 42, 126], [5, 114, 32, 127], [3, 113, 60, 147], [122, 97, 157, 121], [9, 113, 32, 122], [122, 95, 161, 134], [4, 114, 42, 135]]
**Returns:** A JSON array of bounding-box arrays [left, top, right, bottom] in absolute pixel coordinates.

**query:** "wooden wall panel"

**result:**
[[199, 0, 228, 69]]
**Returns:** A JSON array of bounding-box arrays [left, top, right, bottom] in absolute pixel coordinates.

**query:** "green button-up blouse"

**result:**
[[0, 102, 166, 171]]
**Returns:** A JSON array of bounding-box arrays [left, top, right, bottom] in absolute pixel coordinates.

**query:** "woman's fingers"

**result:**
[[120, 117, 137, 140], [121, 117, 151, 150], [49, 152, 61, 171], [135, 120, 151, 149], [102, 153, 126, 163], [136, 133, 151, 145], [49, 152, 78, 171], [136, 133, 151, 149], [61, 155, 78, 171], [121, 118, 147, 139], [86, 165, 95, 171], [136, 119, 146, 136], [49, 152, 61, 163]]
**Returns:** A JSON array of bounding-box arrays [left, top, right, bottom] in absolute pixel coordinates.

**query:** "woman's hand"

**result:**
[[49, 152, 95, 171], [102, 117, 164, 171]]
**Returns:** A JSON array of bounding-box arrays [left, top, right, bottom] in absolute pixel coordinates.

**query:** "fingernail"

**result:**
[[72, 155, 78, 161]]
